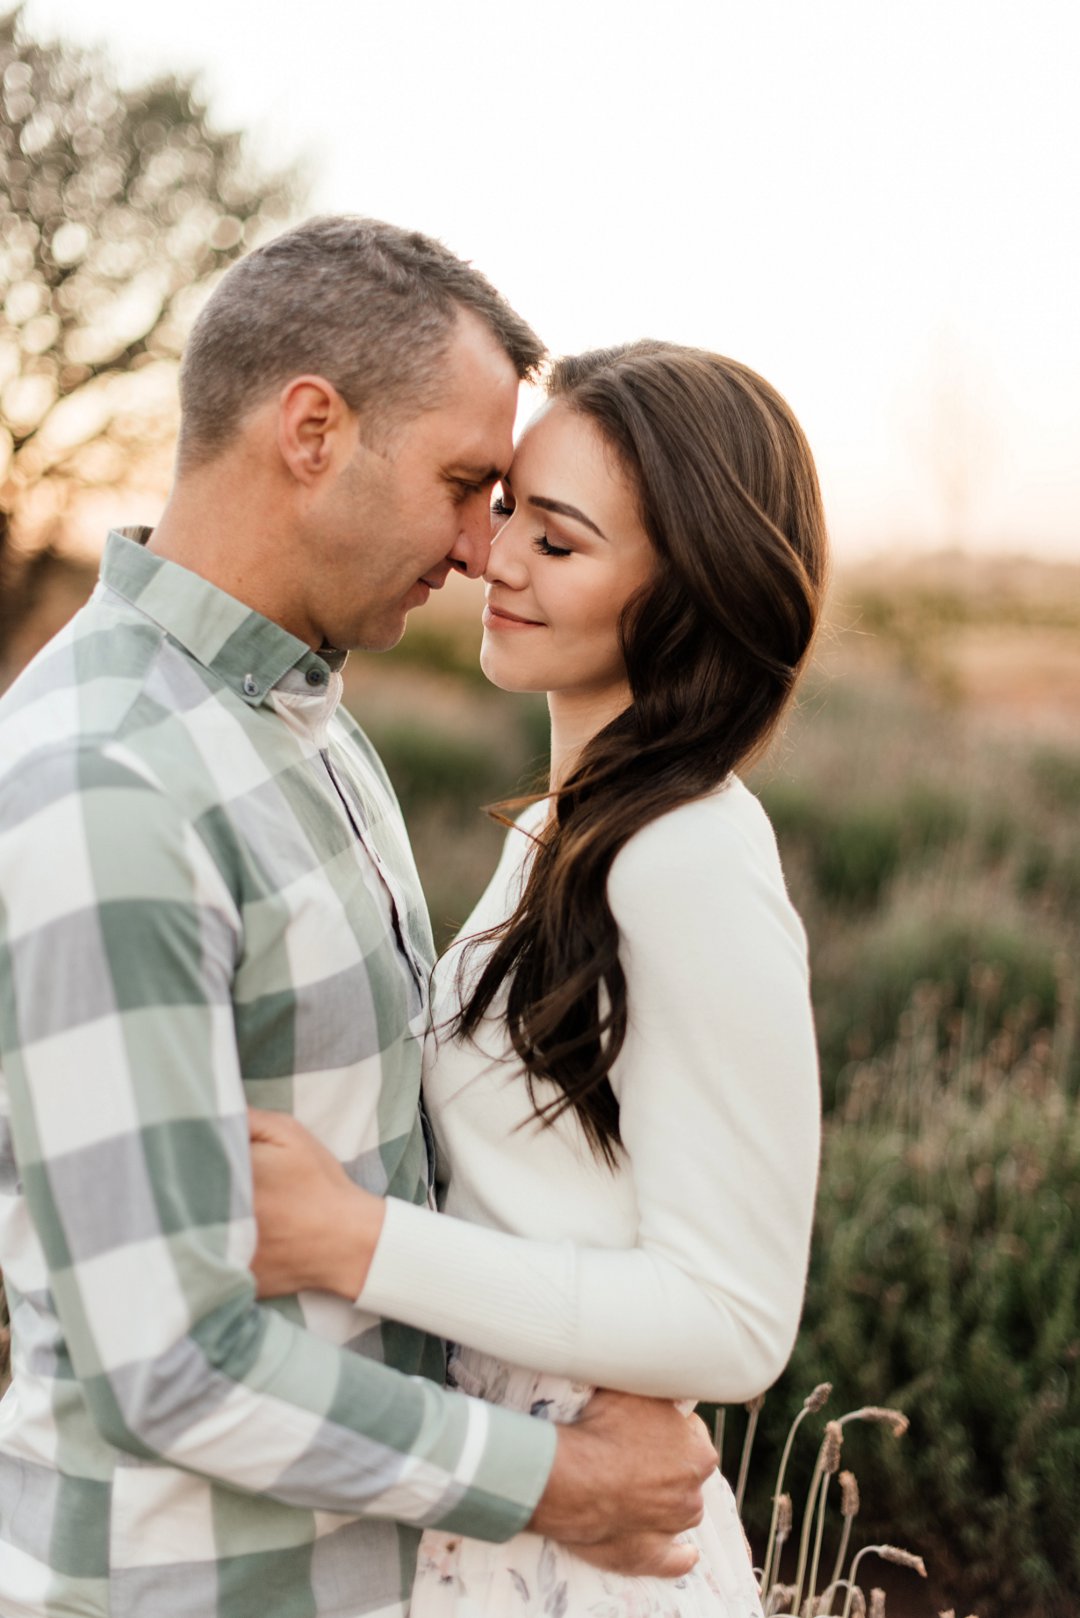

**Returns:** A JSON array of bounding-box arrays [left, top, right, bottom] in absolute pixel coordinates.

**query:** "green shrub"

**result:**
[[381, 621, 488, 684], [744, 1000, 1080, 1618], [813, 916, 1066, 1103], [1030, 747, 1080, 813], [761, 782, 967, 910], [1017, 838, 1080, 911]]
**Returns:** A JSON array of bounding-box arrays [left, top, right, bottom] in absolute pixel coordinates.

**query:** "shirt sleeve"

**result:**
[[359, 790, 821, 1403], [0, 747, 554, 1537]]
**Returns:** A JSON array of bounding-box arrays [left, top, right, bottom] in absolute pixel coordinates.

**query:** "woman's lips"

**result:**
[[482, 603, 545, 630]]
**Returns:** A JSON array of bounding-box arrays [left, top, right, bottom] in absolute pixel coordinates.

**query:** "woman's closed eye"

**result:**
[[491, 497, 571, 557]]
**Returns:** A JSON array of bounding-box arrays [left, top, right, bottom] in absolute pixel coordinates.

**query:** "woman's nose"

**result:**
[[483, 518, 529, 587]]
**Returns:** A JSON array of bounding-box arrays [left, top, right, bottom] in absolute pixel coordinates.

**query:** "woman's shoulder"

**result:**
[[610, 775, 780, 885], [607, 776, 803, 943]]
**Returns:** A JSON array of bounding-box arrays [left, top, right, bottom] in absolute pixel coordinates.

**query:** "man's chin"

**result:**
[[339, 585, 431, 653], [357, 617, 409, 653]]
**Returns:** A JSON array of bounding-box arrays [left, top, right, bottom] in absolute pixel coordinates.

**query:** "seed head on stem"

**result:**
[[839, 1470, 860, 1518], [876, 1547, 926, 1575], [840, 1406, 909, 1438], [841, 1548, 925, 1618], [826, 1469, 861, 1596]]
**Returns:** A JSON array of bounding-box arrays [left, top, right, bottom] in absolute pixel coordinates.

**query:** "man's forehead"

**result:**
[[435, 402, 516, 476]]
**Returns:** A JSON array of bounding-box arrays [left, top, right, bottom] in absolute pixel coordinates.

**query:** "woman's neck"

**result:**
[[547, 685, 631, 792]]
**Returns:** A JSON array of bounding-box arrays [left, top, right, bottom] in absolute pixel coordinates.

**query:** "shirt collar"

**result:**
[[100, 527, 347, 705]]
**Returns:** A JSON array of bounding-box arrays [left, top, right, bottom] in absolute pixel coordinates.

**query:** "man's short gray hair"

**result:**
[[177, 215, 545, 467]]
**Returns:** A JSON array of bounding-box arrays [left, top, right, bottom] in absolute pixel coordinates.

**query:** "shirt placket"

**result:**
[[320, 749, 429, 1028], [269, 670, 430, 1028]]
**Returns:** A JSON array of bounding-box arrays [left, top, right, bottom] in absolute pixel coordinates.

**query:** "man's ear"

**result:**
[[277, 375, 354, 484]]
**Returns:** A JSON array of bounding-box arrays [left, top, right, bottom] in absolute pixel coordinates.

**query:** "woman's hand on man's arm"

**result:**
[[248, 1107, 386, 1299]]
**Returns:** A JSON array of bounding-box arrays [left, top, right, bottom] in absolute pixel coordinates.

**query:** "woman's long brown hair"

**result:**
[[453, 341, 829, 1165]]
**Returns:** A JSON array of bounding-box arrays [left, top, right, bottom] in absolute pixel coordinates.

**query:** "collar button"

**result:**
[[242, 674, 260, 698], [306, 667, 327, 687]]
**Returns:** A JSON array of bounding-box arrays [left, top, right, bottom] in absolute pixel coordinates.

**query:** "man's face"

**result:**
[[309, 311, 520, 651]]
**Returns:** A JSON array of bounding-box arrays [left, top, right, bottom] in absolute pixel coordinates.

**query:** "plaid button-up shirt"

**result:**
[[0, 531, 555, 1618]]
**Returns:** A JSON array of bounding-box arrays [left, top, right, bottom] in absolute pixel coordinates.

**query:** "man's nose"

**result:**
[[448, 502, 495, 580]]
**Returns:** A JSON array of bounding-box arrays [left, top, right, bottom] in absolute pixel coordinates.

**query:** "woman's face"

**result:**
[[480, 401, 655, 706]]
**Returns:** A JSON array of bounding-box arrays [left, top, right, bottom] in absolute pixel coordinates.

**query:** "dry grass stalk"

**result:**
[[821, 1469, 861, 1607], [760, 1384, 833, 1595], [841, 1547, 926, 1618], [761, 1496, 794, 1612], [818, 1581, 864, 1618], [795, 1422, 844, 1616], [736, 1392, 767, 1514], [868, 1591, 886, 1618], [764, 1584, 797, 1615], [713, 1406, 725, 1472]]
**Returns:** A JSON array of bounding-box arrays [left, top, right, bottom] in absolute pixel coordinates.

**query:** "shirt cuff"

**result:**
[[432, 1396, 558, 1542]]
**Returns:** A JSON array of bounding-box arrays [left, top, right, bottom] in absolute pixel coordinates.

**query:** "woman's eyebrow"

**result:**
[[527, 495, 608, 541]]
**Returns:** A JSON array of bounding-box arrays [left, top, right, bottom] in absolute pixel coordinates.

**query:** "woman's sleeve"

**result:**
[[358, 793, 821, 1402]]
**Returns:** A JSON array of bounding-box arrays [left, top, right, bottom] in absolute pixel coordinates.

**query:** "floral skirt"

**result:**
[[410, 1347, 765, 1618]]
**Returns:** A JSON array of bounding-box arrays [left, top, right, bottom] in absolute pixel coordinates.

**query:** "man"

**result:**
[[0, 217, 715, 1618]]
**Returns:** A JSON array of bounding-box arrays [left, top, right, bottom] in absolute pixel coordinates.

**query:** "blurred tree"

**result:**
[[0, 4, 302, 669]]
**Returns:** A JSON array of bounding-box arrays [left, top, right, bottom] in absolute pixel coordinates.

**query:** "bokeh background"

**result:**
[[1, 3, 1077, 1614]]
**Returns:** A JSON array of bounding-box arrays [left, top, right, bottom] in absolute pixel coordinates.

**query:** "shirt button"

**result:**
[[242, 674, 260, 698], [306, 667, 327, 687]]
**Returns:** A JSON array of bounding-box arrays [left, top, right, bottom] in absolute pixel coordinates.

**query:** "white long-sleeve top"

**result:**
[[358, 777, 821, 1403]]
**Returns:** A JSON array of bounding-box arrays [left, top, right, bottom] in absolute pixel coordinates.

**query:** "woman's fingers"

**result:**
[[246, 1108, 386, 1300]]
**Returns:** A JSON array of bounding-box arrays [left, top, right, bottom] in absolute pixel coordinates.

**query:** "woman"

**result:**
[[249, 341, 827, 1615]]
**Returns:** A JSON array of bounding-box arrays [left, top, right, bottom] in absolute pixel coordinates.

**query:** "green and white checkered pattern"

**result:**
[[0, 531, 555, 1618]]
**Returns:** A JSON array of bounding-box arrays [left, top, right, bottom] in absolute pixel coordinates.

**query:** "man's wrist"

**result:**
[[527, 1424, 609, 1545]]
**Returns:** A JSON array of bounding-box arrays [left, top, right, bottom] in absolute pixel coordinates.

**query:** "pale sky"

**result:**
[[23, 0, 1080, 558]]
